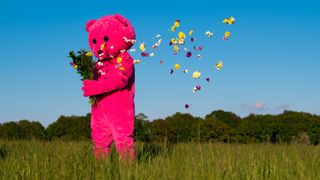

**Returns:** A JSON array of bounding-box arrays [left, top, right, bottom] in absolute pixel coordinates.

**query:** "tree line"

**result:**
[[0, 110, 319, 145]]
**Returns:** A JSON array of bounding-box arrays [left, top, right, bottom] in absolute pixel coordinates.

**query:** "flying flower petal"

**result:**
[[205, 31, 214, 37], [192, 71, 201, 79], [174, 63, 181, 70], [139, 43, 146, 52], [215, 60, 223, 70], [186, 52, 192, 58]]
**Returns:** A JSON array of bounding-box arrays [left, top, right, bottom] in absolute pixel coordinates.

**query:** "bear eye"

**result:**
[[92, 38, 97, 44], [104, 36, 109, 42]]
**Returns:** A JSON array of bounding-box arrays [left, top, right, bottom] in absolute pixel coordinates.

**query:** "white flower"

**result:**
[[205, 31, 214, 37], [129, 49, 136, 53], [98, 70, 106, 75], [97, 62, 103, 66]]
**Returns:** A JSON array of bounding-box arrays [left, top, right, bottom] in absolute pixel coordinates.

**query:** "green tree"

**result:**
[[18, 120, 45, 139], [46, 114, 90, 140], [205, 110, 241, 128], [0, 122, 25, 139], [165, 113, 198, 142], [150, 119, 173, 143], [201, 116, 231, 142], [134, 113, 151, 142]]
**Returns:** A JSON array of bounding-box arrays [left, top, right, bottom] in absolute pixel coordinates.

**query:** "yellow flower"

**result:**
[[215, 60, 223, 70], [171, 26, 176, 32], [223, 17, 235, 25], [192, 71, 201, 79], [178, 39, 185, 45], [174, 20, 180, 28], [134, 59, 141, 64], [171, 38, 178, 44], [119, 66, 125, 71], [85, 52, 92, 57], [117, 57, 123, 63], [173, 45, 179, 53], [229, 17, 235, 23], [223, 31, 230, 40], [73, 65, 78, 69], [178, 32, 186, 40], [174, 63, 181, 70], [139, 43, 146, 52], [189, 30, 194, 36]]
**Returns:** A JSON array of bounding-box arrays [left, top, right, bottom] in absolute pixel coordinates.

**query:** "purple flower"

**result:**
[[185, 104, 190, 109], [141, 52, 149, 57], [186, 52, 192, 58]]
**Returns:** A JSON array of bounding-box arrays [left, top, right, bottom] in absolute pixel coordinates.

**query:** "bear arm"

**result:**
[[92, 55, 133, 95]]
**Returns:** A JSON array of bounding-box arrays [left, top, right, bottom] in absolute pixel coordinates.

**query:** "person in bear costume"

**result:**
[[82, 14, 136, 160]]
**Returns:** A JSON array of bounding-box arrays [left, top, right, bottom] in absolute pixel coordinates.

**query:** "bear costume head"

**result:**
[[86, 14, 136, 60]]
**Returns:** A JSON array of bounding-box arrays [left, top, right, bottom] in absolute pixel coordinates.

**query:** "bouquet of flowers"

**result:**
[[68, 49, 97, 105]]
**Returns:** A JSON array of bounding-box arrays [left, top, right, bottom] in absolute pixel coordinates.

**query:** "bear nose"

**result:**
[[98, 50, 103, 55]]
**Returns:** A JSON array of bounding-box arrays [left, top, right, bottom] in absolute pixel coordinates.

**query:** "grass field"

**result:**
[[0, 140, 319, 179]]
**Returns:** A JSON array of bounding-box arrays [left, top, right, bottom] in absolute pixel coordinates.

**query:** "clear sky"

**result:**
[[0, 0, 319, 126]]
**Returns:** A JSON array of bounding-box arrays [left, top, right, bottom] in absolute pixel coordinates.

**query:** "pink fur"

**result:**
[[82, 14, 135, 160]]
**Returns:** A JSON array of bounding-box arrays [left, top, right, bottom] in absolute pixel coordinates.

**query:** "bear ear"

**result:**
[[114, 14, 128, 27], [86, 20, 96, 32]]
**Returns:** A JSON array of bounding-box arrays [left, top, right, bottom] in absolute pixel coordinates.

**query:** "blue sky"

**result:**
[[0, 0, 319, 126]]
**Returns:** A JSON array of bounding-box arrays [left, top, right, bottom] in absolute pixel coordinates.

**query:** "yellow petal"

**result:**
[[215, 61, 223, 70], [117, 57, 123, 63], [192, 71, 201, 79], [171, 26, 175, 32], [174, 21, 180, 28], [178, 32, 186, 39], [174, 64, 181, 70], [85, 52, 92, 57], [139, 43, 146, 52]]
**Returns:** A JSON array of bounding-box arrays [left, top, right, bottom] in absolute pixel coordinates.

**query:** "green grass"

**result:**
[[0, 140, 319, 179]]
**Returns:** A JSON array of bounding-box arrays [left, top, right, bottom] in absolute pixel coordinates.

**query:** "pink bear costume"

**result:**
[[82, 14, 136, 160]]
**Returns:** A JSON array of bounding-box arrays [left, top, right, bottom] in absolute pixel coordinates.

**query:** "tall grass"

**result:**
[[0, 140, 319, 179]]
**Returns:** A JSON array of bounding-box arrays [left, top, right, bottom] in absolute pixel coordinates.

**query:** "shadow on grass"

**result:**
[[0, 145, 7, 160]]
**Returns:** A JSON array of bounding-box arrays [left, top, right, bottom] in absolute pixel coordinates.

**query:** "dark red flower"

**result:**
[[186, 52, 192, 58], [141, 52, 149, 57]]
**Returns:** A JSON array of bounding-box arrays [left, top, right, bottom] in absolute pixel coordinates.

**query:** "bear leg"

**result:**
[[91, 106, 113, 159]]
